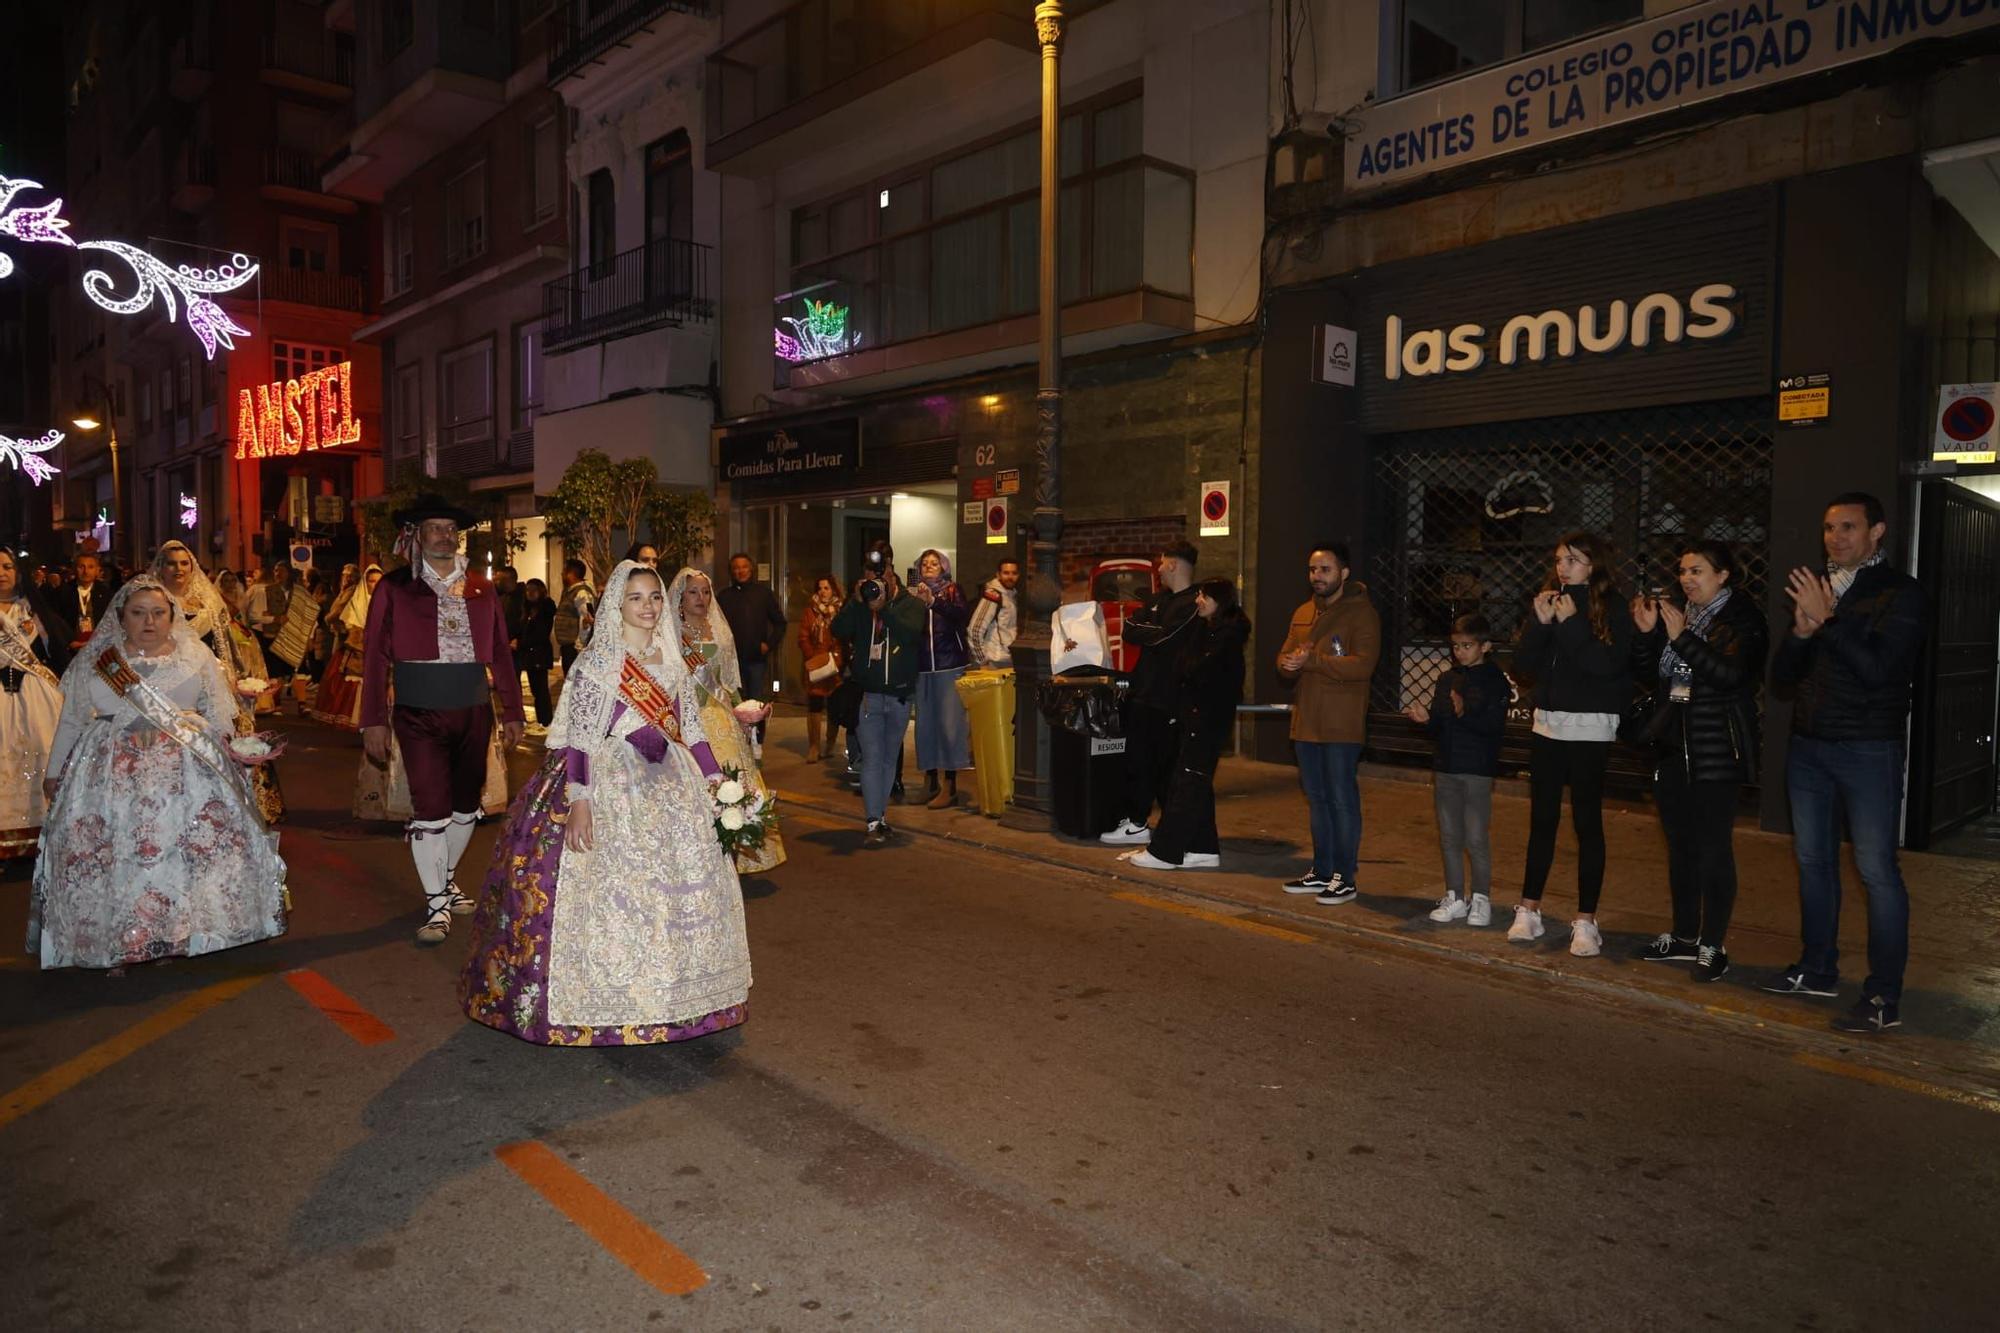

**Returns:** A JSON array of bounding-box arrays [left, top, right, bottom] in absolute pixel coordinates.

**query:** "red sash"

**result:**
[[619, 655, 682, 741]]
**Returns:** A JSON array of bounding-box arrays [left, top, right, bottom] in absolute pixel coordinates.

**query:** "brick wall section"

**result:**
[[1059, 516, 1186, 591]]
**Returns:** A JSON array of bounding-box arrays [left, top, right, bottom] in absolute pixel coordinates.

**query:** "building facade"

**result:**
[[1260, 0, 2000, 844], [707, 0, 1268, 690], [54, 0, 381, 575], [324, 0, 569, 586]]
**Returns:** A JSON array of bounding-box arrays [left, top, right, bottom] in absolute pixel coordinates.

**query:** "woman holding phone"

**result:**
[[1627, 541, 1766, 981], [1508, 531, 1634, 956]]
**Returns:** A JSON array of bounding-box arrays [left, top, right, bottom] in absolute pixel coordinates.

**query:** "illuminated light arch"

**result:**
[[0, 429, 63, 485]]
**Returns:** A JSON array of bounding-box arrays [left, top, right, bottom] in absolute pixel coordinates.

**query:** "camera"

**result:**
[[856, 578, 883, 604]]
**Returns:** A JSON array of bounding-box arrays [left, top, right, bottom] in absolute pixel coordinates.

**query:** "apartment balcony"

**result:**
[[548, 0, 714, 90], [168, 26, 212, 102], [705, 0, 1042, 175], [324, 16, 509, 203], [169, 144, 216, 214], [542, 237, 714, 352], [264, 146, 359, 214], [775, 156, 1192, 393], [262, 30, 356, 99], [261, 267, 366, 313]]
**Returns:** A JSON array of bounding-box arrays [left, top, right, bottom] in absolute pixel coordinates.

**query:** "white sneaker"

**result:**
[[1128, 850, 1179, 870], [1467, 893, 1492, 927], [1506, 905, 1545, 942], [1428, 894, 1468, 923], [1182, 852, 1220, 869], [1568, 919, 1603, 957], [1098, 819, 1152, 845]]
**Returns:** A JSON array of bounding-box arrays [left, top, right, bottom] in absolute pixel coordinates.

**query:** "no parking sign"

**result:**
[[1198, 480, 1230, 537], [984, 496, 1009, 545], [1934, 384, 1999, 465]]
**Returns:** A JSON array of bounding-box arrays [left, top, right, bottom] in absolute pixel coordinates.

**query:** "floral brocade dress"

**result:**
[[458, 656, 751, 1046], [683, 636, 786, 875]]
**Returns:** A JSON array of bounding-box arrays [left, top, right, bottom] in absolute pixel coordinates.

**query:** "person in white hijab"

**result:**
[[31, 576, 287, 971], [457, 560, 752, 1046]]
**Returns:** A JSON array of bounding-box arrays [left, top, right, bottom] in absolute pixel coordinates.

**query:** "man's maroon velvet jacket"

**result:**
[[358, 564, 527, 730]]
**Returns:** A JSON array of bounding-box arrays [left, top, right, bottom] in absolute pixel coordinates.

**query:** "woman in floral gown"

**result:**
[[0, 551, 69, 860], [30, 578, 287, 971], [459, 560, 750, 1046], [152, 541, 285, 823], [665, 566, 785, 874]]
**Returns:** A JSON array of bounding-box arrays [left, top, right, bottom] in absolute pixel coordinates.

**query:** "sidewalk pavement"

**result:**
[[756, 714, 2000, 1105]]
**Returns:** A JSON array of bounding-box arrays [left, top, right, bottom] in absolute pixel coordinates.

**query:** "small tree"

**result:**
[[543, 449, 663, 587], [646, 487, 716, 574], [359, 463, 488, 570]]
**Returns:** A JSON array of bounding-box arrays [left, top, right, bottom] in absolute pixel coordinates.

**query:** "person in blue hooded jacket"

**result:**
[[908, 548, 972, 809]]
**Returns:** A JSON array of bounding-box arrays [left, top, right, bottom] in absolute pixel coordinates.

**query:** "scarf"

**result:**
[[1827, 548, 1886, 603], [1657, 587, 1731, 684]]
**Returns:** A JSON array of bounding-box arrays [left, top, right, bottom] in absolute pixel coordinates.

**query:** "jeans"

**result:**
[[1787, 735, 1910, 1002], [1296, 741, 1362, 882], [740, 659, 771, 741], [857, 691, 911, 823], [1433, 772, 1493, 899], [1522, 734, 1610, 914], [1653, 764, 1740, 946]]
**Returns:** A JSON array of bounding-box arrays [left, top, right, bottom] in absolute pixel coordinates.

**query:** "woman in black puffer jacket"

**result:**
[[1628, 539, 1769, 982], [1130, 578, 1250, 871]]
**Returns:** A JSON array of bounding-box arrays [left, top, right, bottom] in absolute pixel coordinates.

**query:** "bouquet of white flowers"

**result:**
[[227, 730, 288, 766], [711, 767, 776, 857]]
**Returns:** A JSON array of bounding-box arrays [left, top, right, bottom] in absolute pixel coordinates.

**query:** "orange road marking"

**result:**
[[0, 973, 267, 1131], [1110, 890, 1316, 944], [1791, 1052, 2000, 1115], [283, 968, 396, 1046], [495, 1140, 708, 1295]]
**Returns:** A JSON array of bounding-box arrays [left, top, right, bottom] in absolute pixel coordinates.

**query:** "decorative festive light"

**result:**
[[775, 297, 860, 363], [0, 176, 77, 280], [0, 429, 62, 485], [78, 242, 256, 359], [180, 493, 198, 529], [235, 360, 361, 460]]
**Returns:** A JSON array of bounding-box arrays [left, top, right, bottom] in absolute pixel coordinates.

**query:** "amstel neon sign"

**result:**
[[235, 360, 361, 459]]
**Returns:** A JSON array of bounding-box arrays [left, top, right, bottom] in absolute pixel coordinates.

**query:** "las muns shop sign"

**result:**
[[1346, 0, 2000, 193]]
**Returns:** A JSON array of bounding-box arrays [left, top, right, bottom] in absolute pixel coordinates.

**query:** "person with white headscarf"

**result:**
[[458, 560, 751, 1046], [152, 540, 286, 823], [30, 577, 287, 971], [312, 563, 378, 728], [666, 566, 786, 874], [0, 551, 70, 860]]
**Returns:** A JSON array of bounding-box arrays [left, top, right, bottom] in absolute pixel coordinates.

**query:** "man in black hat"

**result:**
[[360, 496, 525, 944]]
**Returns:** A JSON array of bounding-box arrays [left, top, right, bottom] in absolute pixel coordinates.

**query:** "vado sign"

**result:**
[[235, 361, 361, 459], [1384, 282, 1737, 380]]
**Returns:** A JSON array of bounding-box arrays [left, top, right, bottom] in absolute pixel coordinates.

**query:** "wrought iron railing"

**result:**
[[542, 236, 713, 349], [262, 31, 355, 87], [548, 0, 711, 84], [263, 267, 366, 312], [264, 146, 330, 193]]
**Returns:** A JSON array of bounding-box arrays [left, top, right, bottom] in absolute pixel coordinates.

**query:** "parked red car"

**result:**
[[1090, 556, 1158, 674]]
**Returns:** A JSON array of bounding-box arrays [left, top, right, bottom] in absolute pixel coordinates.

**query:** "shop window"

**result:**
[[1394, 0, 1643, 93], [384, 205, 413, 298], [392, 361, 422, 468], [444, 162, 488, 269], [513, 319, 543, 431], [526, 116, 560, 229], [441, 339, 494, 447]]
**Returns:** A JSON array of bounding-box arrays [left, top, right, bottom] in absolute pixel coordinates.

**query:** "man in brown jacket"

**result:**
[[1276, 541, 1381, 905]]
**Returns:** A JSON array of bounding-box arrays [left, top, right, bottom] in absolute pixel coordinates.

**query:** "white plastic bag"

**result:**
[[1050, 602, 1109, 674]]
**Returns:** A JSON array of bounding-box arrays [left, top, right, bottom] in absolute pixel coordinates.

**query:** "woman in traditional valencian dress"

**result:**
[[459, 560, 751, 1046], [312, 563, 376, 727], [665, 566, 785, 874], [30, 578, 287, 972], [0, 552, 71, 860], [152, 541, 285, 823]]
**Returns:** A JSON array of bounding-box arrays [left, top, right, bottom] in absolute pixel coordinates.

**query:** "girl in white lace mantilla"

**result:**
[[30, 578, 287, 971], [0, 551, 67, 859], [458, 561, 751, 1046]]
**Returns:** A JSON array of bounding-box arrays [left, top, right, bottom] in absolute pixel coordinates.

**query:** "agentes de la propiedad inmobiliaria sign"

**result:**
[[1383, 282, 1737, 380], [1347, 0, 2000, 193]]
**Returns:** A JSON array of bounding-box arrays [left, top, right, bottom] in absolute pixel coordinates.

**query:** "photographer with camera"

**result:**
[[832, 548, 927, 848]]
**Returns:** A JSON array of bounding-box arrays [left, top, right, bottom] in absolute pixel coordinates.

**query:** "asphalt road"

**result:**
[[3, 720, 1996, 1331]]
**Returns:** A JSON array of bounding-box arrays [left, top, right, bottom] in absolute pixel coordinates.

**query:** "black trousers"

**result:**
[[1521, 733, 1610, 914], [1653, 762, 1740, 946], [1122, 701, 1180, 825], [521, 665, 553, 725], [1149, 732, 1223, 864]]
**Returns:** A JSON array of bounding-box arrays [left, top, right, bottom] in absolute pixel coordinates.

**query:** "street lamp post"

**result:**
[[1004, 1, 1066, 821], [71, 377, 123, 563]]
